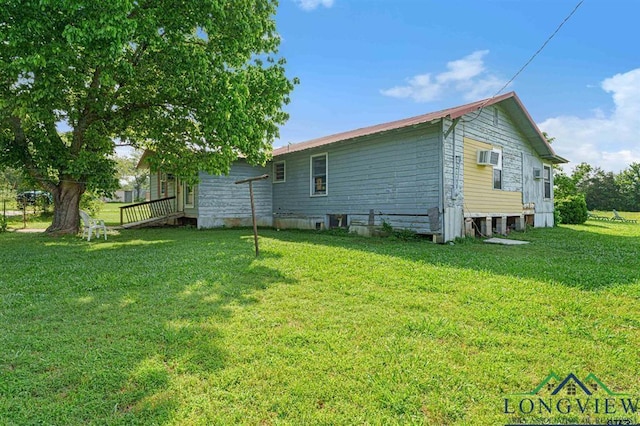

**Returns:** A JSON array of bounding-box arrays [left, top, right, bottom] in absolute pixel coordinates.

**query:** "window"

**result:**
[[159, 173, 167, 197], [310, 153, 327, 196], [184, 184, 194, 208], [273, 161, 286, 183], [493, 107, 499, 126], [543, 165, 552, 199], [493, 169, 502, 190], [492, 148, 503, 190]]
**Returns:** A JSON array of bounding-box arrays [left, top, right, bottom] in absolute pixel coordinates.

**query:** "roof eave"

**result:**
[[541, 154, 569, 164]]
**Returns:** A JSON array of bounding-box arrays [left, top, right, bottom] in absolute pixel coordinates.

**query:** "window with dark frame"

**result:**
[[492, 148, 502, 190], [185, 184, 194, 207], [273, 161, 286, 183], [311, 154, 327, 196], [493, 168, 502, 190], [543, 165, 552, 199]]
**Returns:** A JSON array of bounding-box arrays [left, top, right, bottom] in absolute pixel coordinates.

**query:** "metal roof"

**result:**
[[273, 91, 567, 164]]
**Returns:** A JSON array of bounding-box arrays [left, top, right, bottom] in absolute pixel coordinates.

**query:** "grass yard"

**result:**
[[1, 221, 640, 425], [3, 202, 129, 230]]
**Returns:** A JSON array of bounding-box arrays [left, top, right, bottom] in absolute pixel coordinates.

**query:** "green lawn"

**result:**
[[4, 202, 129, 230], [1, 221, 640, 425]]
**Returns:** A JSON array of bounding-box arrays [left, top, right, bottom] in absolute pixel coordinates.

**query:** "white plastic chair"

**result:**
[[79, 210, 107, 241]]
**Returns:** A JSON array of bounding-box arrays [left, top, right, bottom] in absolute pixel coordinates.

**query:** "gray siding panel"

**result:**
[[197, 162, 272, 229], [273, 125, 441, 233]]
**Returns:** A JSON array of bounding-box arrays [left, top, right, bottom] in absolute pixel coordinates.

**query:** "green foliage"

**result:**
[[555, 194, 588, 224], [553, 207, 562, 227], [382, 220, 421, 241], [381, 220, 394, 234], [0, 0, 295, 232], [552, 168, 576, 199], [0, 214, 6, 232], [390, 228, 420, 241], [80, 191, 102, 216], [380, 220, 420, 241], [556, 162, 640, 212], [617, 162, 640, 212]]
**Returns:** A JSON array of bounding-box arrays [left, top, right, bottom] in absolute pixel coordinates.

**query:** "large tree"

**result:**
[[617, 162, 640, 212], [0, 0, 294, 234]]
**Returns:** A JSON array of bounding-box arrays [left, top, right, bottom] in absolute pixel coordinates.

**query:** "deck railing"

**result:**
[[120, 196, 176, 225]]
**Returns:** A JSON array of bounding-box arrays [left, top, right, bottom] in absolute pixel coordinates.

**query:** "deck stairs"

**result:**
[[117, 196, 185, 229]]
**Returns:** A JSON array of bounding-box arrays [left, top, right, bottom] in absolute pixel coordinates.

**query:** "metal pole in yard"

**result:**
[[234, 174, 269, 256]]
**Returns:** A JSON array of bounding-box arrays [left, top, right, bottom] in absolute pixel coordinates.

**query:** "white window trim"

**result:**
[[310, 153, 328, 197], [273, 160, 286, 183]]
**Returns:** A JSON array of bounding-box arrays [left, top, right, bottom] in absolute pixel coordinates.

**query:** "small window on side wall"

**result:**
[[159, 173, 167, 197], [310, 153, 327, 196], [492, 148, 503, 190], [493, 169, 502, 190], [543, 165, 552, 199], [273, 161, 286, 183]]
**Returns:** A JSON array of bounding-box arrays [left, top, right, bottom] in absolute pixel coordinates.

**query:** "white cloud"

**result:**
[[295, 0, 334, 11], [539, 68, 640, 173], [381, 50, 505, 102]]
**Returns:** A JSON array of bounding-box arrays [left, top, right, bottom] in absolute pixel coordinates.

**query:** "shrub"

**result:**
[[555, 194, 588, 225], [80, 192, 102, 216], [0, 214, 6, 232], [380, 220, 419, 241]]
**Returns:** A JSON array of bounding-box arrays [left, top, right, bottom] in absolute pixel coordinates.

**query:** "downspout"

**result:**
[[442, 117, 462, 241], [444, 117, 461, 201], [438, 119, 444, 240]]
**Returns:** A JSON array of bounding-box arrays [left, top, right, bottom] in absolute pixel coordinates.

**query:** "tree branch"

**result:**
[[8, 116, 57, 193], [72, 67, 102, 154]]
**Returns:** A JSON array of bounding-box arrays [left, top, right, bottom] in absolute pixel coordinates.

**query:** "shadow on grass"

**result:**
[[262, 223, 640, 290], [0, 228, 295, 424]]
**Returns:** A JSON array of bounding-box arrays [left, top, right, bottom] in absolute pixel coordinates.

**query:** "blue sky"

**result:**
[[274, 0, 640, 173]]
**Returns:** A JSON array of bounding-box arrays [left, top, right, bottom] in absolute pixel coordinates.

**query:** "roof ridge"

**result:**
[[273, 92, 516, 156]]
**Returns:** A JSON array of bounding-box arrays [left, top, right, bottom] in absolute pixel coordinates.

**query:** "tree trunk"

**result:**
[[46, 180, 85, 235]]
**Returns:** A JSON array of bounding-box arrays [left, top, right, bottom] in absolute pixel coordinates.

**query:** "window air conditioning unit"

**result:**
[[477, 150, 500, 166], [533, 168, 542, 179]]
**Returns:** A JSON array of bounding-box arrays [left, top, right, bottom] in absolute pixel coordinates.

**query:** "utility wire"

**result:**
[[462, 0, 584, 122], [490, 0, 584, 101]]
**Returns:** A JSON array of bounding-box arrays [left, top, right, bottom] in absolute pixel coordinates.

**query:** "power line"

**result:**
[[462, 0, 584, 122], [490, 0, 584, 101]]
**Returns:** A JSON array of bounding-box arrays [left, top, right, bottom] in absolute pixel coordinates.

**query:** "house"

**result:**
[[138, 92, 567, 241]]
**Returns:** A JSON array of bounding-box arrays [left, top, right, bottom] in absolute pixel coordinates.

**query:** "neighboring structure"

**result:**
[[139, 92, 567, 242]]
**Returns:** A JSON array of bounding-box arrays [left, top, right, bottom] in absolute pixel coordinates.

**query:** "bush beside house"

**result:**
[[555, 194, 588, 224]]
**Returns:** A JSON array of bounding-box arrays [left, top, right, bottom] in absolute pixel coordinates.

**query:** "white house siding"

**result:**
[[272, 125, 442, 234], [149, 176, 158, 200], [197, 162, 272, 229]]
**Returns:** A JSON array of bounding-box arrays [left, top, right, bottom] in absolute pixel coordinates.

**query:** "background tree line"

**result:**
[[555, 162, 640, 212]]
